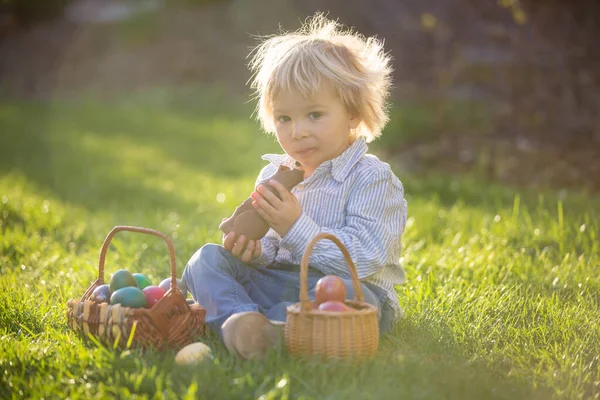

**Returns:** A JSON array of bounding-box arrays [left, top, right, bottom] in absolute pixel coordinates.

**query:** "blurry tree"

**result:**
[[517, 0, 600, 144], [1, 0, 73, 22], [0, 0, 597, 189], [294, 0, 600, 188]]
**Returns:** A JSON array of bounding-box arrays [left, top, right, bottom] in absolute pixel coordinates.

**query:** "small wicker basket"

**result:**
[[66, 226, 206, 350], [285, 233, 379, 360]]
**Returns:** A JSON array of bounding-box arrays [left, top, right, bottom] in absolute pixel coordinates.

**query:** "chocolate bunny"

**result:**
[[219, 165, 305, 240]]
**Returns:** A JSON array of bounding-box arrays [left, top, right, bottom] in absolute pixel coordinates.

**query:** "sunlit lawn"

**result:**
[[0, 91, 598, 399]]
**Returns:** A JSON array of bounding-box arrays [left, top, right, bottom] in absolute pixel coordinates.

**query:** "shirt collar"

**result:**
[[329, 137, 368, 182], [260, 138, 368, 183]]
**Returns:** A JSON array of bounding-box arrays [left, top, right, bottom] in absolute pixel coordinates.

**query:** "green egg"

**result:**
[[110, 286, 147, 308], [132, 273, 153, 289], [109, 269, 138, 293]]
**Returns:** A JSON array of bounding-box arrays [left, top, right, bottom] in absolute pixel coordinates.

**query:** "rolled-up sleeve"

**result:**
[[279, 168, 406, 280]]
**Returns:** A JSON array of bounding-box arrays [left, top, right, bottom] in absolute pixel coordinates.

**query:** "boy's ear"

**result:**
[[349, 115, 361, 130]]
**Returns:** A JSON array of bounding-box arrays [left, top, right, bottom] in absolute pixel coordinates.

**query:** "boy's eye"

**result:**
[[277, 115, 291, 123], [308, 112, 322, 120]]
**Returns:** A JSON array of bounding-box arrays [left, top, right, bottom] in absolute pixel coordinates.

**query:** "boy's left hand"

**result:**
[[251, 179, 301, 237]]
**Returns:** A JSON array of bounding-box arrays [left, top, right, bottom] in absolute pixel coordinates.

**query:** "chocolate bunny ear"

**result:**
[[277, 164, 291, 171]]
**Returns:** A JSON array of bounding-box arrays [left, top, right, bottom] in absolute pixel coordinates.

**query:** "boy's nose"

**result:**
[[292, 122, 309, 140]]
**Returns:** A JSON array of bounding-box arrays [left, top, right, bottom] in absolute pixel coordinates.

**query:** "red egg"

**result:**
[[315, 275, 346, 305], [318, 301, 351, 312], [143, 285, 166, 308]]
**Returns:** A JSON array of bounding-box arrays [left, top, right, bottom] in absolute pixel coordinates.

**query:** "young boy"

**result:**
[[182, 14, 408, 359]]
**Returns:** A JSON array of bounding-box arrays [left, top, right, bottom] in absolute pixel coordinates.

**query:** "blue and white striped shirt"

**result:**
[[249, 137, 408, 321]]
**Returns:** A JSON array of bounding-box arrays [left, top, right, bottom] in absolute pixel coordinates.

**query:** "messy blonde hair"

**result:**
[[248, 13, 393, 142]]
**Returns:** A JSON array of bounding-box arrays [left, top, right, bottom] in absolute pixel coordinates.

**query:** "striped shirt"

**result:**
[[249, 137, 408, 321]]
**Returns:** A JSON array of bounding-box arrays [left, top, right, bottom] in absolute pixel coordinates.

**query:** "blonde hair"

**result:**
[[248, 13, 393, 142]]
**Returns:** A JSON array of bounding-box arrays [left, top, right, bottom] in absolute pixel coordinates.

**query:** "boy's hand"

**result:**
[[223, 231, 262, 263], [251, 180, 302, 237]]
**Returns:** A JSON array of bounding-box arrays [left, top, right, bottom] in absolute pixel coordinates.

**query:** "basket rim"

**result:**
[[286, 300, 378, 316], [67, 298, 203, 312]]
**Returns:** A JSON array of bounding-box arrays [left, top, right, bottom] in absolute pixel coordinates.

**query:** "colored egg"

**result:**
[[158, 277, 187, 298], [143, 285, 166, 308], [175, 342, 213, 365], [315, 275, 346, 305], [109, 269, 138, 293], [132, 273, 153, 290], [110, 286, 147, 308], [90, 284, 111, 303], [317, 300, 351, 312]]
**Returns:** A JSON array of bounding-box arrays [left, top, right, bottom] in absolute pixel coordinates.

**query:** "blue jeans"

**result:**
[[182, 244, 390, 335]]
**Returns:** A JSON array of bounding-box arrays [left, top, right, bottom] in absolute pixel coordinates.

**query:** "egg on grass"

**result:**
[[175, 342, 213, 365]]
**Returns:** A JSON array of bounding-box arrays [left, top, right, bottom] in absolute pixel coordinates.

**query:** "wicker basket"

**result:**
[[66, 226, 206, 350], [285, 233, 379, 360]]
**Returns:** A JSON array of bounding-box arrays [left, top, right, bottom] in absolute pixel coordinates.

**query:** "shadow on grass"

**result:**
[[0, 100, 278, 217], [2, 99, 596, 220], [369, 315, 553, 400], [230, 314, 554, 399], [56, 316, 552, 399]]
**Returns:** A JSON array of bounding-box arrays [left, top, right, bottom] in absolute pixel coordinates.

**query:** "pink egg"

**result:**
[[142, 286, 166, 308]]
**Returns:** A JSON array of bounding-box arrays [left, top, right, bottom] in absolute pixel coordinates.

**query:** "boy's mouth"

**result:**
[[296, 148, 315, 156]]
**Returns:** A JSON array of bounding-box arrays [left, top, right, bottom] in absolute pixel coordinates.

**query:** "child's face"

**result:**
[[271, 81, 360, 176]]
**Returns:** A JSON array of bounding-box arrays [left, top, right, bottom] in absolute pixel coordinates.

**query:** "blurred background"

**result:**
[[1, 0, 599, 192]]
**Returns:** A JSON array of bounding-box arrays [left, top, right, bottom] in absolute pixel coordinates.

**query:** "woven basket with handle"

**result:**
[[66, 226, 206, 350], [285, 233, 379, 360]]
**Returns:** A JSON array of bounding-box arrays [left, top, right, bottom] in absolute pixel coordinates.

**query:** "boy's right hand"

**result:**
[[223, 232, 262, 263]]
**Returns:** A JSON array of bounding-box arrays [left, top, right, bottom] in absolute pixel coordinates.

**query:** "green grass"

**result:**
[[0, 92, 599, 399], [380, 99, 493, 149]]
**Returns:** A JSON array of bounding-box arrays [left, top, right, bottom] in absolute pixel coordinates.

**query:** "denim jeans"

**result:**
[[182, 243, 391, 335]]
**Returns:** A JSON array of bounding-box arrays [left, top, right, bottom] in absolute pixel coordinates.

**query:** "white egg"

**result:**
[[175, 342, 213, 365]]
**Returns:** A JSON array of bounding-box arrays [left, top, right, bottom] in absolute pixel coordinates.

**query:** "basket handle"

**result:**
[[299, 233, 364, 312], [82, 226, 179, 300]]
